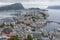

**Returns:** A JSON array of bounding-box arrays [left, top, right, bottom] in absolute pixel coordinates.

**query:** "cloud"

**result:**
[[0, 0, 60, 3], [0, 0, 60, 9], [0, 0, 60, 6]]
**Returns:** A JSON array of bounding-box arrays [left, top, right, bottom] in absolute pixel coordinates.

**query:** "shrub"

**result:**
[[8, 36, 19, 40], [27, 34, 33, 40]]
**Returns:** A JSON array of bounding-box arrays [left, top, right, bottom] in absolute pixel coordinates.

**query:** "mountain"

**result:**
[[0, 3, 25, 10], [29, 8, 41, 10], [48, 6, 60, 9]]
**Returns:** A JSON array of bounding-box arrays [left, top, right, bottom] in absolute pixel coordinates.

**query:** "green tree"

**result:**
[[8, 36, 19, 40], [31, 16, 36, 22], [6, 24, 10, 26], [37, 36, 42, 40], [37, 38, 42, 40], [0, 23, 5, 28], [27, 34, 33, 40], [10, 24, 14, 28]]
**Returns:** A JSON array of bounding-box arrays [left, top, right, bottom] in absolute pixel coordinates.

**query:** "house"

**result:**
[[29, 31, 42, 40], [3, 18, 15, 25], [0, 19, 4, 25], [20, 35, 25, 40], [24, 19, 31, 25], [0, 36, 7, 40], [1, 28, 13, 38]]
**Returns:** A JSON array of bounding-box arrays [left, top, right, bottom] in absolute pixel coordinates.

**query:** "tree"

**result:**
[[37, 38, 42, 40], [31, 16, 36, 22], [27, 34, 33, 40], [0, 23, 5, 28], [8, 36, 19, 40], [10, 24, 14, 28], [37, 35, 42, 40]]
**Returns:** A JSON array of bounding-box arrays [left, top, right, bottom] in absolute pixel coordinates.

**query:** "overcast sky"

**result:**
[[0, 0, 60, 9], [0, 0, 60, 2]]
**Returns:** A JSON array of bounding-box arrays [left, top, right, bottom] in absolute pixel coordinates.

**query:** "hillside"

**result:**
[[29, 8, 41, 10], [0, 3, 25, 10]]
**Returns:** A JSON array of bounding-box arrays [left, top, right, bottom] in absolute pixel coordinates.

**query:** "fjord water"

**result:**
[[0, 11, 18, 19], [43, 9, 60, 32]]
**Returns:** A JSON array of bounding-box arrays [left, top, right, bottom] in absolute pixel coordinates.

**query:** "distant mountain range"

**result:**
[[0, 3, 25, 10], [48, 6, 60, 9], [0, 3, 47, 10], [0, 3, 41, 10], [29, 8, 41, 10]]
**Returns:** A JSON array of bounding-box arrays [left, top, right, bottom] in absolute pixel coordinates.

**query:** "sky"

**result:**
[[0, 0, 60, 9]]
